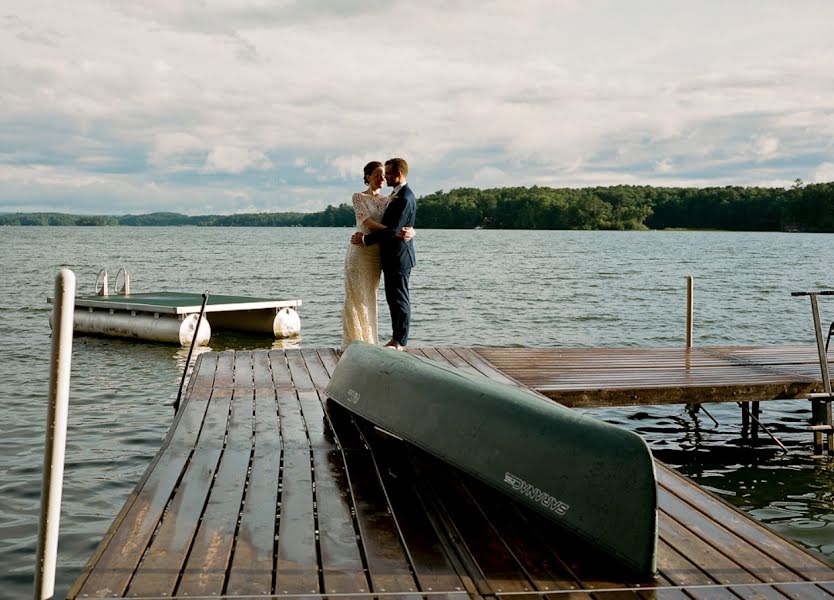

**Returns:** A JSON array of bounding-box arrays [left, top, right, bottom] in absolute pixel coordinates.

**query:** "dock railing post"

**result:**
[[34, 269, 75, 600], [682, 276, 718, 424], [174, 292, 209, 413], [810, 293, 833, 454], [792, 290, 834, 455], [686, 275, 694, 349]]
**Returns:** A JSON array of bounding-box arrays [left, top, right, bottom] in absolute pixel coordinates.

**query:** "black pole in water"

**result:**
[[174, 292, 209, 413]]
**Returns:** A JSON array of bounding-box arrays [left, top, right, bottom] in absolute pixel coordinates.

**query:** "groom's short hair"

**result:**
[[386, 158, 408, 178]]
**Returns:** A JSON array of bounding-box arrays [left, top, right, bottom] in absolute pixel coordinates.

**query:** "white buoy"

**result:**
[[274, 307, 301, 338]]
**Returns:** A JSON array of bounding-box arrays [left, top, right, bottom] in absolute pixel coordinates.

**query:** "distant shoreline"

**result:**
[[2, 182, 832, 232]]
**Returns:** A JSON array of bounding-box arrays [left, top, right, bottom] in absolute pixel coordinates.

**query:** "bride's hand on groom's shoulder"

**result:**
[[398, 227, 416, 240]]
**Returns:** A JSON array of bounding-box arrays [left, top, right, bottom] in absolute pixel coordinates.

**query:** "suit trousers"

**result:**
[[383, 266, 412, 346]]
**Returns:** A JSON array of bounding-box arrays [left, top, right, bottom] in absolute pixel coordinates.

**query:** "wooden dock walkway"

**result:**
[[478, 345, 833, 407], [68, 346, 834, 599]]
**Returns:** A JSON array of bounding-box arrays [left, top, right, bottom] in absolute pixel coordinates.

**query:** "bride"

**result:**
[[341, 161, 413, 350]]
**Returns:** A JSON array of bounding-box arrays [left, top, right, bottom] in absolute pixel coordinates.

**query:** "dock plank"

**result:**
[[269, 348, 294, 387], [454, 474, 594, 599], [176, 447, 250, 595], [225, 446, 280, 595], [122, 378, 234, 596], [126, 448, 222, 597], [313, 448, 370, 594], [308, 347, 366, 451], [253, 386, 281, 450], [225, 383, 281, 595], [428, 467, 536, 595], [287, 349, 316, 390], [657, 466, 834, 596], [275, 448, 319, 595], [658, 513, 788, 600], [343, 444, 421, 598], [655, 539, 740, 600], [176, 380, 254, 596], [233, 348, 254, 389], [70, 353, 218, 598], [252, 348, 273, 388], [371, 442, 469, 599], [213, 349, 235, 388], [454, 347, 524, 387], [277, 386, 308, 449], [72, 450, 192, 598]]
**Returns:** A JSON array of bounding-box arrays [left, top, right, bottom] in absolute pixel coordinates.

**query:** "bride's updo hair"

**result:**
[[363, 161, 383, 184]]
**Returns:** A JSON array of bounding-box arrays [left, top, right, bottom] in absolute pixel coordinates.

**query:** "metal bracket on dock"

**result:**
[[737, 401, 788, 453]]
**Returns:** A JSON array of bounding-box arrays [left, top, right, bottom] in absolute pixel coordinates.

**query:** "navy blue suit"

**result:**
[[363, 183, 416, 345]]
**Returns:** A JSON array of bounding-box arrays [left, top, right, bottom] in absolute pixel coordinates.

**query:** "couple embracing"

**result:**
[[341, 158, 416, 352]]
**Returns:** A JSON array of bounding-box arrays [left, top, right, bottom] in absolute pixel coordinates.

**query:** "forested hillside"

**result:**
[[2, 182, 831, 231]]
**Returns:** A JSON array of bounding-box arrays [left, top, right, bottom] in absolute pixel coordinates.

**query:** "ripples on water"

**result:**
[[1, 227, 833, 598]]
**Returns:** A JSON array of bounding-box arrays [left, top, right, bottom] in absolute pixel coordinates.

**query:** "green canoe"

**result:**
[[325, 341, 658, 577]]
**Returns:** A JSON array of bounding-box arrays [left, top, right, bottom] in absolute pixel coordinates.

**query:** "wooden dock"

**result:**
[[478, 345, 833, 407], [68, 346, 834, 599]]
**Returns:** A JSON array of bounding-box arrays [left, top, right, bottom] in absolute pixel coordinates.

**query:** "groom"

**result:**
[[351, 157, 416, 350]]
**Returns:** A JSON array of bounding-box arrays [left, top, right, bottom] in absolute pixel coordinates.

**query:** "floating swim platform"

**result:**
[[48, 291, 302, 345], [325, 341, 659, 576]]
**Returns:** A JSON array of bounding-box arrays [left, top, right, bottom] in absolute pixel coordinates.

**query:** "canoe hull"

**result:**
[[325, 342, 658, 577]]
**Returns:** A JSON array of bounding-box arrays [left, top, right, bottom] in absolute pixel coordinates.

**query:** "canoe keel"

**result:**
[[325, 341, 658, 577]]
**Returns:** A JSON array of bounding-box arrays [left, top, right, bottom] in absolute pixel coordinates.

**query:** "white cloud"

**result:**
[[1, 1, 834, 214], [203, 146, 272, 174], [751, 134, 780, 159], [814, 162, 834, 183], [472, 166, 509, 188], [654, 159, 673, 174]]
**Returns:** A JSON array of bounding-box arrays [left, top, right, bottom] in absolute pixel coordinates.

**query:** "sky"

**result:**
[[2, 0, 834, 215]]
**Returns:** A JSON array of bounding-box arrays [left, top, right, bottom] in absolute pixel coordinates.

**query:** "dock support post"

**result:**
[[683, 277, 713, 421], [686, 276, 694, 349], [34, 269, 75, 600], [741, 402, 750, 437]]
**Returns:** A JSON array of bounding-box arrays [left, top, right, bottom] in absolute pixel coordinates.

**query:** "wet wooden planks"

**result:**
[[475, 345, 832, 407], [410, 347, 834, 599], [68, 346, 834, 599]]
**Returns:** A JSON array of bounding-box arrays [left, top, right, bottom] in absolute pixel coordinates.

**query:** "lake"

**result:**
[[1, 226, 833, 599]]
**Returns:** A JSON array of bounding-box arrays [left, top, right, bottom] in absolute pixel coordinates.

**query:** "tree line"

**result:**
[[2, 182, 832, 231]]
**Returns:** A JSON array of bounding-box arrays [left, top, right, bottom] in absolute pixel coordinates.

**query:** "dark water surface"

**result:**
[[1, 227, 833, 598]]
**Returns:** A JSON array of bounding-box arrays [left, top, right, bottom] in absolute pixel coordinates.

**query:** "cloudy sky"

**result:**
[[2, 1, 833, 215]]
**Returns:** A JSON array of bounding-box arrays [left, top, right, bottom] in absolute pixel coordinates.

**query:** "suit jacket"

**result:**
[[363, 183, 417, 271]]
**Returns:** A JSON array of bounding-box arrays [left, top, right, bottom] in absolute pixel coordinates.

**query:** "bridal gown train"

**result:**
[[341, 192, 391, 351]]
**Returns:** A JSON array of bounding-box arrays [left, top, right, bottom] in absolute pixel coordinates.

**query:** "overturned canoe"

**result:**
[[325, 341, 658, 577]]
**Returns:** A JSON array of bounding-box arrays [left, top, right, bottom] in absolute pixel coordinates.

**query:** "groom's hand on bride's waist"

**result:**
[[350, 232, 364, 245], [397, 227, 415, 240]]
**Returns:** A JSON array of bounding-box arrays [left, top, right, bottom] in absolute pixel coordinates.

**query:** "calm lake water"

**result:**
[[1, 226, 833, 599]]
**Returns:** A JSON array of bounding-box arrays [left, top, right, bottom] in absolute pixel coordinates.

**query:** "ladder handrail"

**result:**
[[792, 290, 833, 393], [94, 268, 108, 297], [113, 267, 130, 295]]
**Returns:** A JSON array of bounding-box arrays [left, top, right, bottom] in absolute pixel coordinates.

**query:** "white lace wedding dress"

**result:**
[[341, 192, 391, 351]]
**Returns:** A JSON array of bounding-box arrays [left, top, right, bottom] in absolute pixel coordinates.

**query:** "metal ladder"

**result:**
[[791, 290, 834, 455], [94, 267, 130, 296]]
